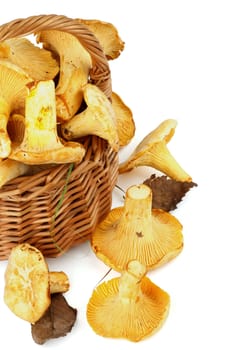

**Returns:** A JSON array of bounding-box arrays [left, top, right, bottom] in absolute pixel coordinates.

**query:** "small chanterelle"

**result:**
[[87, 260, 170, 342], [119, 118, 192, 182], [4, 243, 70, 324], [4, 243, 77, 344]]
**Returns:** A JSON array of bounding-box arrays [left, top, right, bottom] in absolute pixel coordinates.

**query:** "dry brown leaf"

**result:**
[[143, 174, 197, 211], [31, 293, 77, 345]]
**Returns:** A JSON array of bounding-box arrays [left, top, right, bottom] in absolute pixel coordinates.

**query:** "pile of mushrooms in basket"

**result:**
[[0, 16, 197, 344]]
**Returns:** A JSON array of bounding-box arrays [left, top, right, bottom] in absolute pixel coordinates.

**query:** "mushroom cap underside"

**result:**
[[87, 275, 170, 342], [91, 207, 183, 271]]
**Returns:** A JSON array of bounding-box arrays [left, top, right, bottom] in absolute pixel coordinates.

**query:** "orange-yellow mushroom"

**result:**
[[61, 84, 119, 152], [91, 184, 183, 272], [87, 260, 170, 342], [111, 91, 135, 147], [119, 119, 192, 182], [37, 30, 92, 121], [0, 60, 32, 158], [77, 19, 125, 60], [4, 243, 70, 324], [9, 80, 86, 164], [0, 37, 59, 80]]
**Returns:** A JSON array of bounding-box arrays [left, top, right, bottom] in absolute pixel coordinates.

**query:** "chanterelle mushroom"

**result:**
[[61, 84, 119, 152], [4, 243, 50, 324], [91, 184, 183, 272], [111, 91, 135, 147], [0, 37, 59, 80], [9, 80, 86, 164], [0, 158, 31, 188], [87, 260, 170, 342], [36, 30, 92, 121], [119, 119, 192, 182], [0, 59, 32, 158], [4, 243, 70, 324], [77, 19, 125, 60]]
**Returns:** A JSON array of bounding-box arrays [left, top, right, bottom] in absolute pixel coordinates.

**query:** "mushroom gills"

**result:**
[[0, 59, 32, 158], [91, 184, 183, 272], [87, 260, 170, 342]]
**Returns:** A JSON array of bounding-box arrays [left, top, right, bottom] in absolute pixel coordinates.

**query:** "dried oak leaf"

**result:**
[[31, 293, 77, 345], [143, 174, 197, 211]]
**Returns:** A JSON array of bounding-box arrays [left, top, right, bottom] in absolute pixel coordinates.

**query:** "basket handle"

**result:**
[[0, 14, 112, 99]]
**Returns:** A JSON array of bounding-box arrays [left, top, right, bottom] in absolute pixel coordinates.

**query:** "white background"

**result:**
[[0, 0, 242, 349]]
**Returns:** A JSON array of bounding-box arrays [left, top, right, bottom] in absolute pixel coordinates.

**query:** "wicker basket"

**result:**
[[0, 15, 119, 260]]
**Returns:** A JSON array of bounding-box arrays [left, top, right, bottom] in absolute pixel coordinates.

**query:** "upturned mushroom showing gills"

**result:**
[[36, 30, 92, 121], [119, 119, 192, 182], [86, 260, 170, 342], [9, 80, 86, 164], [0, 37, 59, 80], [4, 243, 70, 324], [61, 84, 119, 152], [91, 184, 183, 272], [0, 59, 32, 158]]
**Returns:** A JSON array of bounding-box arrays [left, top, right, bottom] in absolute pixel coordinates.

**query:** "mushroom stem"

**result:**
[[118, 261, 146, 303], [91, 183, 183, 271], [49, 271, 70, 294], [23, 80, 62, 152], [9, 80, 86, 164], [119, 185, 153, 237]]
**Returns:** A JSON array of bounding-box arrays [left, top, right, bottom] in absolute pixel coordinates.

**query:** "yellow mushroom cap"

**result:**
[[0, 37, 59, 80], [4, 243, 51, 324], [0, 158, 31, 188], [61, 84, 119, 152], [37, 30, 92, 121], [0, 60, 32, 158], [119, 119, 192, 182], [87, 260, 170, 342], [91, 184, 183, 272], [77, 19, 125, 60], [111, 91, 135, 147], [0, 59, 32, 110]]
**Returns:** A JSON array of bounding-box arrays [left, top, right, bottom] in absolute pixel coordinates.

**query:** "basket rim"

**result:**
[[0, 137, 117, 199]]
